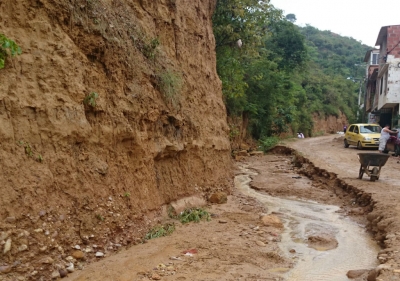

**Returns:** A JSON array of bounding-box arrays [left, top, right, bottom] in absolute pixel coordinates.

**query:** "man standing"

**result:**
[[379, 124, 397, 153]]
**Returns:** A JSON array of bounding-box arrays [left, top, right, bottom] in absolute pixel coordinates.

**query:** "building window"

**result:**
[[371, 53, 379, 65]]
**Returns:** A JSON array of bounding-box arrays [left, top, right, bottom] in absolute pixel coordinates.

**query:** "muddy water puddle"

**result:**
[[235, 164, 380, 281]]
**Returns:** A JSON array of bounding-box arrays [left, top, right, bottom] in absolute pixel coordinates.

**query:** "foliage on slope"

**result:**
[[213, 0, 371, 141]]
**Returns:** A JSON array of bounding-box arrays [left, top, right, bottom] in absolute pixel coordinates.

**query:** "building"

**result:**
[[364, 25, 400, 127], [363, 49, 379, 123]]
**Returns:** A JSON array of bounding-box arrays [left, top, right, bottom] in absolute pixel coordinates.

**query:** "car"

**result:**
[[344, 123, 381, 149], [384, 127, 400, 156]]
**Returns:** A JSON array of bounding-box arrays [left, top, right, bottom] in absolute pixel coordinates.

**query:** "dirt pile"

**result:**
[[0, 0, 232, 280]]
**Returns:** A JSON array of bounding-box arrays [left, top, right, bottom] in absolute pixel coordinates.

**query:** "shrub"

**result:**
[[0, 34, 22, 69], [177, 208, 211, 224], [83, 92, 99, 107], [259, 136, 280, 152], [157, 69, 182, 104], [145, 223, 175, 240]]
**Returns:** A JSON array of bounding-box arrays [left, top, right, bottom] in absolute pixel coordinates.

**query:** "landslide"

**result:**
[[0, 0, 232, 280]]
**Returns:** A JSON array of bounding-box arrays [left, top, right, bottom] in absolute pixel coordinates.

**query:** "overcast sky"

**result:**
[[270, 0, 400, 47]]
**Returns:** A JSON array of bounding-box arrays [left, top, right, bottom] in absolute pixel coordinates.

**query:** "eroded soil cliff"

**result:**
[[0, 0, 232, 279]]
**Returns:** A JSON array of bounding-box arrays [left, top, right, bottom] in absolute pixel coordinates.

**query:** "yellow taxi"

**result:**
[[344, 123, 381, 149]]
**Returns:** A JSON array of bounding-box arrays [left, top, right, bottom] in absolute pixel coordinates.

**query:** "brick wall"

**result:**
[[387, 25, 400, 58]]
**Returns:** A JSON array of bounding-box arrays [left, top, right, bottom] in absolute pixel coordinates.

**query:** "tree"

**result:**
[[285, 13, 296, 23]]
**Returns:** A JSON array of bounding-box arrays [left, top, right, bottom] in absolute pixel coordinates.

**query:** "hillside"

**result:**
[[0, 1, 232, 280]]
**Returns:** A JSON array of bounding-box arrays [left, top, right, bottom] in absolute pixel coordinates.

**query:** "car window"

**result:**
[[360, 125, 380, 133], [354, 126, 359, 134], [348, 125, 355, 132]]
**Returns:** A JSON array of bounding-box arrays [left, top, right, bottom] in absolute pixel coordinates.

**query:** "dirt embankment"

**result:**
[[0, 1, 232, 280]]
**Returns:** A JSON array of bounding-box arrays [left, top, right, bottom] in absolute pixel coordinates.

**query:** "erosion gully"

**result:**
[[235, 147, 381, 281]]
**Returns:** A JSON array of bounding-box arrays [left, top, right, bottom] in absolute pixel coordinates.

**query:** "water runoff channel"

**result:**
[[235, 164, 380, 281]]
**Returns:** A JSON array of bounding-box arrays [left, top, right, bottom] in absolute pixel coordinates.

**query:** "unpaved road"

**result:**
[[61, 135, 400, 281]]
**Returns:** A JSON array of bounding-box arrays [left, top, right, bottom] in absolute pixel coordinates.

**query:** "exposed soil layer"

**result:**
[[0, 1, 232, 280]]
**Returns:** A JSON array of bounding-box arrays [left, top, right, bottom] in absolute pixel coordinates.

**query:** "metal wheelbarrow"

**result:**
[[357, 153, 390, 181]]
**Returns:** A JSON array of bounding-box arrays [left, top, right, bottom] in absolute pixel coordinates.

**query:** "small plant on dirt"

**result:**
[[156, 69, 182, 105], [0, 34, 22, 69], [144, 223, 175, 240], [83, 92, 99, 107], [18, 140, 43, 163], [123, 192, 131, 198], [131, 32, 159, 60], [259, 136, 280, 152], [177, 208, 211, 224], [95, 214, 104, 221]]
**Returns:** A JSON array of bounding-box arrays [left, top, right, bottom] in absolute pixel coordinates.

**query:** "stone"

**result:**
[[72, 250, 85, 259], [261, 215, 283, 228], [151, 273, 161, 280], [367, 269, 377, 281], [95, 251, 104, 257], [236, 150, 250, 157], [73, 245, 81, 250], [209, 192, 228, 204], [240, 142, 250, 151], [0, 265, 12, 273], [18, 244, 28, 252], [249, 151, 264, 156], [289, 249, 296, 253], [5, 217, 16, 223], [66, 263, 74, 273], [42, 257, 54, 264], [3, 238, 11, 254], [255, 241, 266, 247], [51, 270, 60, 279], [346, 269, 368, 278], [218, 220, 228, 224], [59, 269, 68, 278]]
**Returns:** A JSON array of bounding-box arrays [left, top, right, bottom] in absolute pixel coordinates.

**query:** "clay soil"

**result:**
[[57, 135, 400, 281]]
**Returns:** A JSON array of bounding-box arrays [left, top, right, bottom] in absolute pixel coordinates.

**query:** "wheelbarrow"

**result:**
[[357, 153, 390, 181]]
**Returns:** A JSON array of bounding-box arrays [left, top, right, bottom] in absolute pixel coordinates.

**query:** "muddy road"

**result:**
[[60, 135, 400, 281]]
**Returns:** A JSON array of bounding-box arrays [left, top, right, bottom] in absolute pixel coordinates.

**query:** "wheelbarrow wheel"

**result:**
[[358, 165, 364, 179], [370, 167, 379, 182]]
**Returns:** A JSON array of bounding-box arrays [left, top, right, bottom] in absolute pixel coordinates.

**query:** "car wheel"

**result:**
[[344, 139, 349, 148], [357, 141, 363, 150]]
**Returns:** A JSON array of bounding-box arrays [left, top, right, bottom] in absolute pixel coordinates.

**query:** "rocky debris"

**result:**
[[347, 269, 369, 278], [249, 151, 264, 156], [307, 234, 338, 250], [260, 215, 283, 229], [209, 192, 228, 204], [72, 250, 85, 259], [236, 150, 250, 157], [59, 268, 68, 278], [95, 251, 105, 257]]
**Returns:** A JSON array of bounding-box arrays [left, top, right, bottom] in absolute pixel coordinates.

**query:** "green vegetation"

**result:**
[[212, 0, 369, 141], [177, 208, 211, 224], [0, 34, 22, 69], [83, 92, 99, 107], [259, 136, 280, 152], [131, 32, 160, 60], [18, 140, 43, 163], [95, 214, 104, 221], [156, 69, 182, 105], [144, 223, 175, 240]]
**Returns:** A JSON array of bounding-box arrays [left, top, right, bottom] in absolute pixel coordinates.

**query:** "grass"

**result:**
[[144, 223, 175, 240], [177, 208, 211, 224]]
